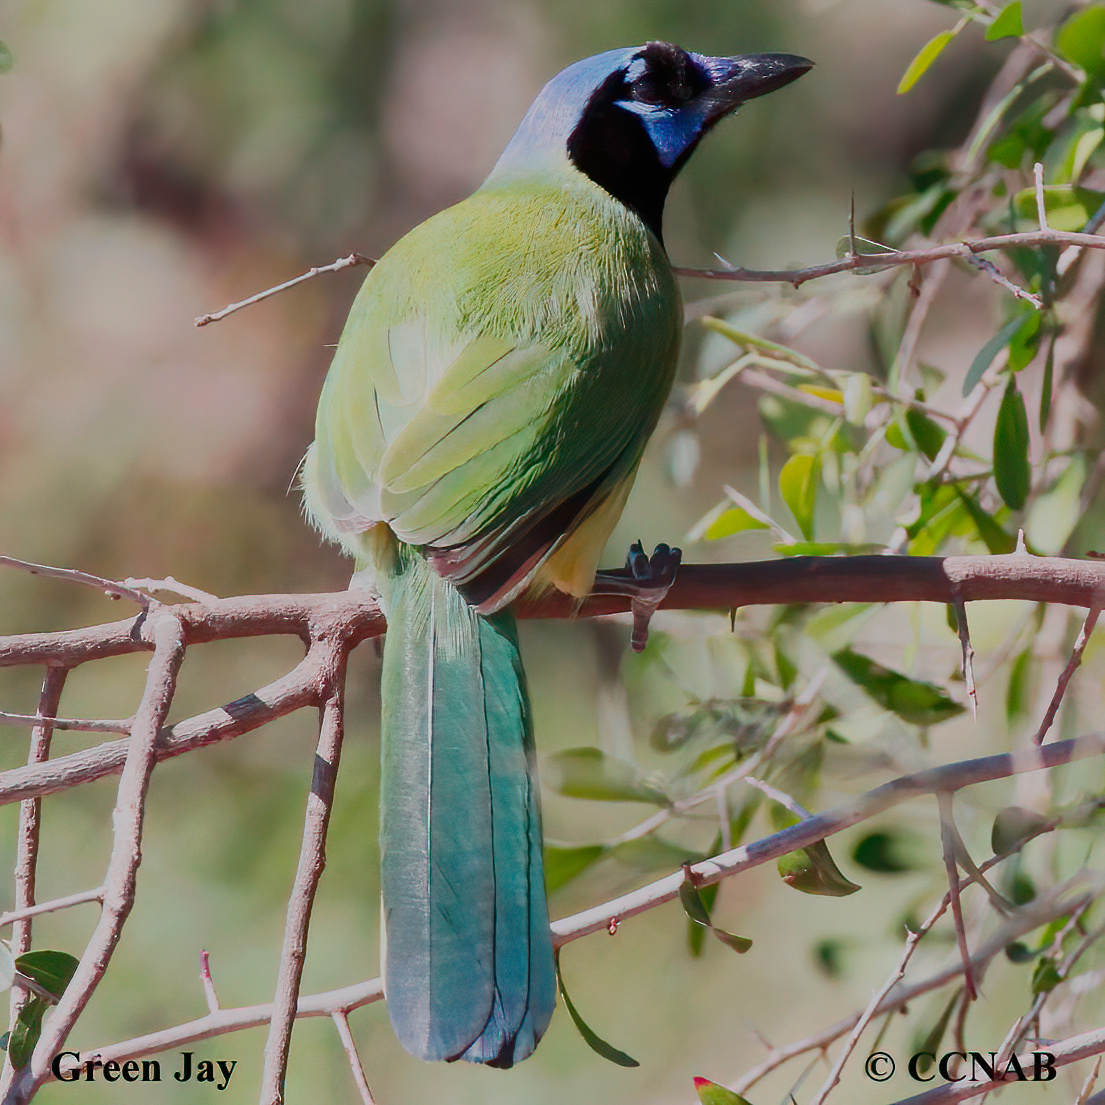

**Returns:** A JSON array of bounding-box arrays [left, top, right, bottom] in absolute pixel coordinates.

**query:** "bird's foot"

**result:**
[[595, 541, 681, 652]]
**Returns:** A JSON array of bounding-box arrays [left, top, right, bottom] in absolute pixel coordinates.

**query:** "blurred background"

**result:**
[[0, 1, 1082, 1102]]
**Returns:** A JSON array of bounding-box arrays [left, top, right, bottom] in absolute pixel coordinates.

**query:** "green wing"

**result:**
[[305, 174, 681, 604]]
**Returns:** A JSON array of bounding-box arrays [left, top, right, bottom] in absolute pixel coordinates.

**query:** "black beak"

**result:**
[[700, 52, 813, 119]]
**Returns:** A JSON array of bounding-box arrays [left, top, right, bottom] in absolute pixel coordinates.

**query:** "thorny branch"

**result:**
[[194, 228, 1104, 330], [3, 550, 1105, 1098]]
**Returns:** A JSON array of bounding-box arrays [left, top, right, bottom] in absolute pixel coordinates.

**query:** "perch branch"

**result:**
[[673, 229, 1105, 289]]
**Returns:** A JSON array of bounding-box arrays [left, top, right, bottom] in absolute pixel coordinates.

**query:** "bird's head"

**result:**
[[487, 42, 812, 242]]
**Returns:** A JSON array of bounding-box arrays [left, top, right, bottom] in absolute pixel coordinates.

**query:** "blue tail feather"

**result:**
[[379, 550, 555, 1066]]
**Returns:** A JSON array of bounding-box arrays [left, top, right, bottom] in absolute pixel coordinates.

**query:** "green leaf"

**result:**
[[814, 938, 848, 978], [543, 844, 605, 893], [703, 506, 770, 540], [1013, 184, 1105, 232], [688, 882, 719, 956], [700, 317, 819, 371], [1026, 454, 1084, 554], [779, 454, 819, 540], [0, 41, 12, 75], [1010, 869, 1037, 904], [986, 1, 1023, 40], [775, 541, 882, 556], [7, 998, 45, 1069], [852, 830, 921, 874], [1007, 312, 1041, 372], [1005, 647, 1032, 724], [954, 488, 1016, 554], [1056, 6, 1105, 74], [774, 641, 798, 691], [906, 483, 971, 556], [898, 25, 962, 94], [994, 378, 1031, 510], [1031, 956, 1062, 995], [778, 840, 861, 896], [843, 373, 873, 424], [694, 1076, 754, 1105], [963, 316, 1024, 395], [544, 748, 669, 805], [1039, 331, 1055, 429], [14, 951, 78, 1000], [905, 407, 948, 461], [679, 875, 753, 953], [1006, 940, 1038, 964], [991, 807, 1051, 854], [555, 953, 639, 1067], [679, 878, 715, 927], [832, 648, 966, 725]]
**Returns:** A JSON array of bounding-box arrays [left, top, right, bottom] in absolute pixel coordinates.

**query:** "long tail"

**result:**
[[378, 547, 555, 1067]]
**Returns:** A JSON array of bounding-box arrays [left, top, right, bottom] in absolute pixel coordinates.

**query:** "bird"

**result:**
[[301, 41, 811, 1068]]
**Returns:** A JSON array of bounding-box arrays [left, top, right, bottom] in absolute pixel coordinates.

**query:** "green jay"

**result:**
[[302, 41, 811, 1067]]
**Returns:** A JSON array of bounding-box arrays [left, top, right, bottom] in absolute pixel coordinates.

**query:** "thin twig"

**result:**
[[0, 556, 153, 608], [331, 1010, 375, 1105], [673, 229, 1105, 290], [0, 711, 132, 734], [1033, 600, 1102, 744], [1075, 1055, 1102, 1105], [937, 792, 978, 1001], [194, 254, 375, 326], [260, 644, 346, 1105], [124, 577, 219, 603], [200, 951, 220, 1014], [742, 777, 811, 820], [0, 889, 104, 929], [2, 667, 67, 1094], [555, 734, 1101, 946], [966, 253, 1044, 306], [1034, 162, 1049, 232]]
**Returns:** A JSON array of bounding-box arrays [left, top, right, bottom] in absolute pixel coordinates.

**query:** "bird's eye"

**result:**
[[632, 74, 670, 106]]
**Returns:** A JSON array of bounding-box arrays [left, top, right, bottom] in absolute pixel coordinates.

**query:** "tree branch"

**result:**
[[4, 613, 185, 1104], [260, 642, 346, 1105], [673, 229, 1105, 290]]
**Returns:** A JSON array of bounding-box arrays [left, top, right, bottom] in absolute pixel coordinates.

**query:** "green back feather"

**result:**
[[303, 166, 681, 602]]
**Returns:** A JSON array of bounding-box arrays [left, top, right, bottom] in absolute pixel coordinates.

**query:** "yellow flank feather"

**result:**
[[535, 465, 638, 598]]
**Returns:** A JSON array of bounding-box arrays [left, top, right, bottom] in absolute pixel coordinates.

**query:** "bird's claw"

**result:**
[[624, 540, 681, 652]]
